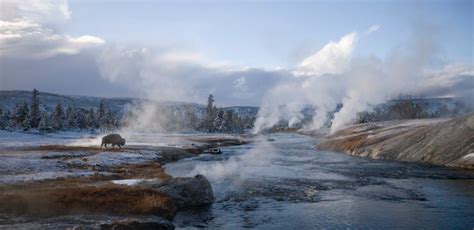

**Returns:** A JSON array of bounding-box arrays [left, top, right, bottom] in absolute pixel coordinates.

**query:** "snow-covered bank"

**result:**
[[0, 130, 95, 148], [0, 131, 246, 184], [0, 130, 247, 229], [317, 114, 474, 169]]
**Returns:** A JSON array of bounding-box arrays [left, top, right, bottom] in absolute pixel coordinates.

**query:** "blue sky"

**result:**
[[1, 0, 472, 106], [65, 0, 473, 69]]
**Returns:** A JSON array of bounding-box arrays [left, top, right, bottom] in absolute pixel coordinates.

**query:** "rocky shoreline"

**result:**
[[0, 134, 249, 229], [316, 113, 474, 169]]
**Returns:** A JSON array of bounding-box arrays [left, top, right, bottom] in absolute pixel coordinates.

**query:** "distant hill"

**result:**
[[0, 90, 259, 118], [1, 90, 470, 124]]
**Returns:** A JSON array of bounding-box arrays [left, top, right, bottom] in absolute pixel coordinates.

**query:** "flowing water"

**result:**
[[165, 133, 474, 229]]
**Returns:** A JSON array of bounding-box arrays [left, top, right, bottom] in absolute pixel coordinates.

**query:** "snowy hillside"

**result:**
[[0, 90, 258, 118]]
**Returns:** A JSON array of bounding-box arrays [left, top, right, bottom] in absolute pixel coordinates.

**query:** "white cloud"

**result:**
[[366, 24, 380, 34], [0, 0, 104, 59], [294, 32, 358, 76], [0, 19, 104, 58], [1, 0, 71, 23]]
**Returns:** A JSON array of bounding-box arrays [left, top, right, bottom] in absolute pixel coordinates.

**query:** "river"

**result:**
[[164, 133, 474, 229]]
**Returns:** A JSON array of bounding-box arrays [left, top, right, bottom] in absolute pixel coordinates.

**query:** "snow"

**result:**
[[0, 130, 96, 148], [66, 151, 162, 168], [462, 153, 474, 159], [0, 149, 98, 184], [111, 178, 160, 186], [0, 130, 239, 184], [0, 171, 97, 184]]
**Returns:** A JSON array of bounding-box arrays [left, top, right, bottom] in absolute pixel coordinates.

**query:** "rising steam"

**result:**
[[95, 26, 473, 134], [253, 26, 473, 134]]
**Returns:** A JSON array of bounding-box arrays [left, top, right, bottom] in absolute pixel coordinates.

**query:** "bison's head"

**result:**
[[120, 138, 126, 146]]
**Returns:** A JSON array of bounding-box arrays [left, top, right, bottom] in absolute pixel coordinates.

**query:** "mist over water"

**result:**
[[164, 133, 474, 229], [188, 136, 277, 181]]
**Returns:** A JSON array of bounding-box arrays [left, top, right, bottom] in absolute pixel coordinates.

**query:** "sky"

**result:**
[[0, 0, 473, 106]]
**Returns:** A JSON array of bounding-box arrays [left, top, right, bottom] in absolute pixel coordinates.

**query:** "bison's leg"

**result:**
[[118, 144, 122, 149], [112, 144, 116, 148], [104, 143, 107, 148]]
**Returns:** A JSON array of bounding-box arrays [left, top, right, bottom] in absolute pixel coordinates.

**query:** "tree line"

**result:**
[[196, 94, 254, 133], [0, 89, 120, 132], [0, 90, 254, 133]]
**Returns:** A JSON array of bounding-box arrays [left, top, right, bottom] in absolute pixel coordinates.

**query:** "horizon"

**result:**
[[0, 89, 467, 109]]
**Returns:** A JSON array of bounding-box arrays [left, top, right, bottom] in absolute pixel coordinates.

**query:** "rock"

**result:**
[[204, 148, 222, 154], [100, 220, 175, 230], [151, 175, 214, 209]]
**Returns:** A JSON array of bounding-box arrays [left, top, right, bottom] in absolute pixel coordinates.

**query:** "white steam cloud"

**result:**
[[188, 136, 276, 181], [253, 26, 474, 134], [294, 32, 357, 76]]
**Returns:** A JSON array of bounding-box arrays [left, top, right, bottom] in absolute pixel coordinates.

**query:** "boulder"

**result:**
[[150, 175, 214, 209]]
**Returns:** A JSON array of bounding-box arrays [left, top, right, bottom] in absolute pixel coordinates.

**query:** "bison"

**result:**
[[101, 134, 126, 148]]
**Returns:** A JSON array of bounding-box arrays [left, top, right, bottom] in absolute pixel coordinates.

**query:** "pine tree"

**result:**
[[86, 108, 97, 129], [52, 102, 65, 131], [13, 101, 29, 129], [3, 110, 13, 130], [98, 100, 105, 116], [223, 110, 234, 132], [0, 107, 5, 130], [76, 109, 87, 130], [202, 94, 215, 132], [213, 109, 225, 132], [38, 112, 53, 132], [28, 89, 41, 128], [104, 109, 116, 131], [66, 106, 76, 129]]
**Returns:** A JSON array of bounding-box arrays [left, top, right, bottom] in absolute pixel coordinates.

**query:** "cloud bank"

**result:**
[[0, 0, 104, 59]]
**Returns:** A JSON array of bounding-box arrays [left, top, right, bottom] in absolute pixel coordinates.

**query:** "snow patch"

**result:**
[[462, 153, 474, 159], [111, 178, 160, 186]]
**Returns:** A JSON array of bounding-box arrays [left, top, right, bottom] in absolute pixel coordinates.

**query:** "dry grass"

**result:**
[[0, 185, 177, 220], [0, 160, 176, 219], [109, 162, 171, 180]]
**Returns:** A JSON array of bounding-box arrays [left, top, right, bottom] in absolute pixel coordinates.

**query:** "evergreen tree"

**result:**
[[66, 106, 77, 129], [38, 112, 53, 132], [86, 108, 97, 129], [97, 100, 106, 128], [202, 94, 215, 132], [0, 107, 5, 130], [28, 89, 41, 128], [3, 110, 13, 130], [52, 102, 65, 131], [13, 101, 29, 128], [213, 109, 225, 132], [76, 109, 87, 130], [223, 110, 234, 132], [103, 109, 116, 130]]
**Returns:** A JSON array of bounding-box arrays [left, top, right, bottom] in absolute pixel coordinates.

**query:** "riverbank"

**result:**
[[0, 132, 248, 229], [316, 113, 474, 169]]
